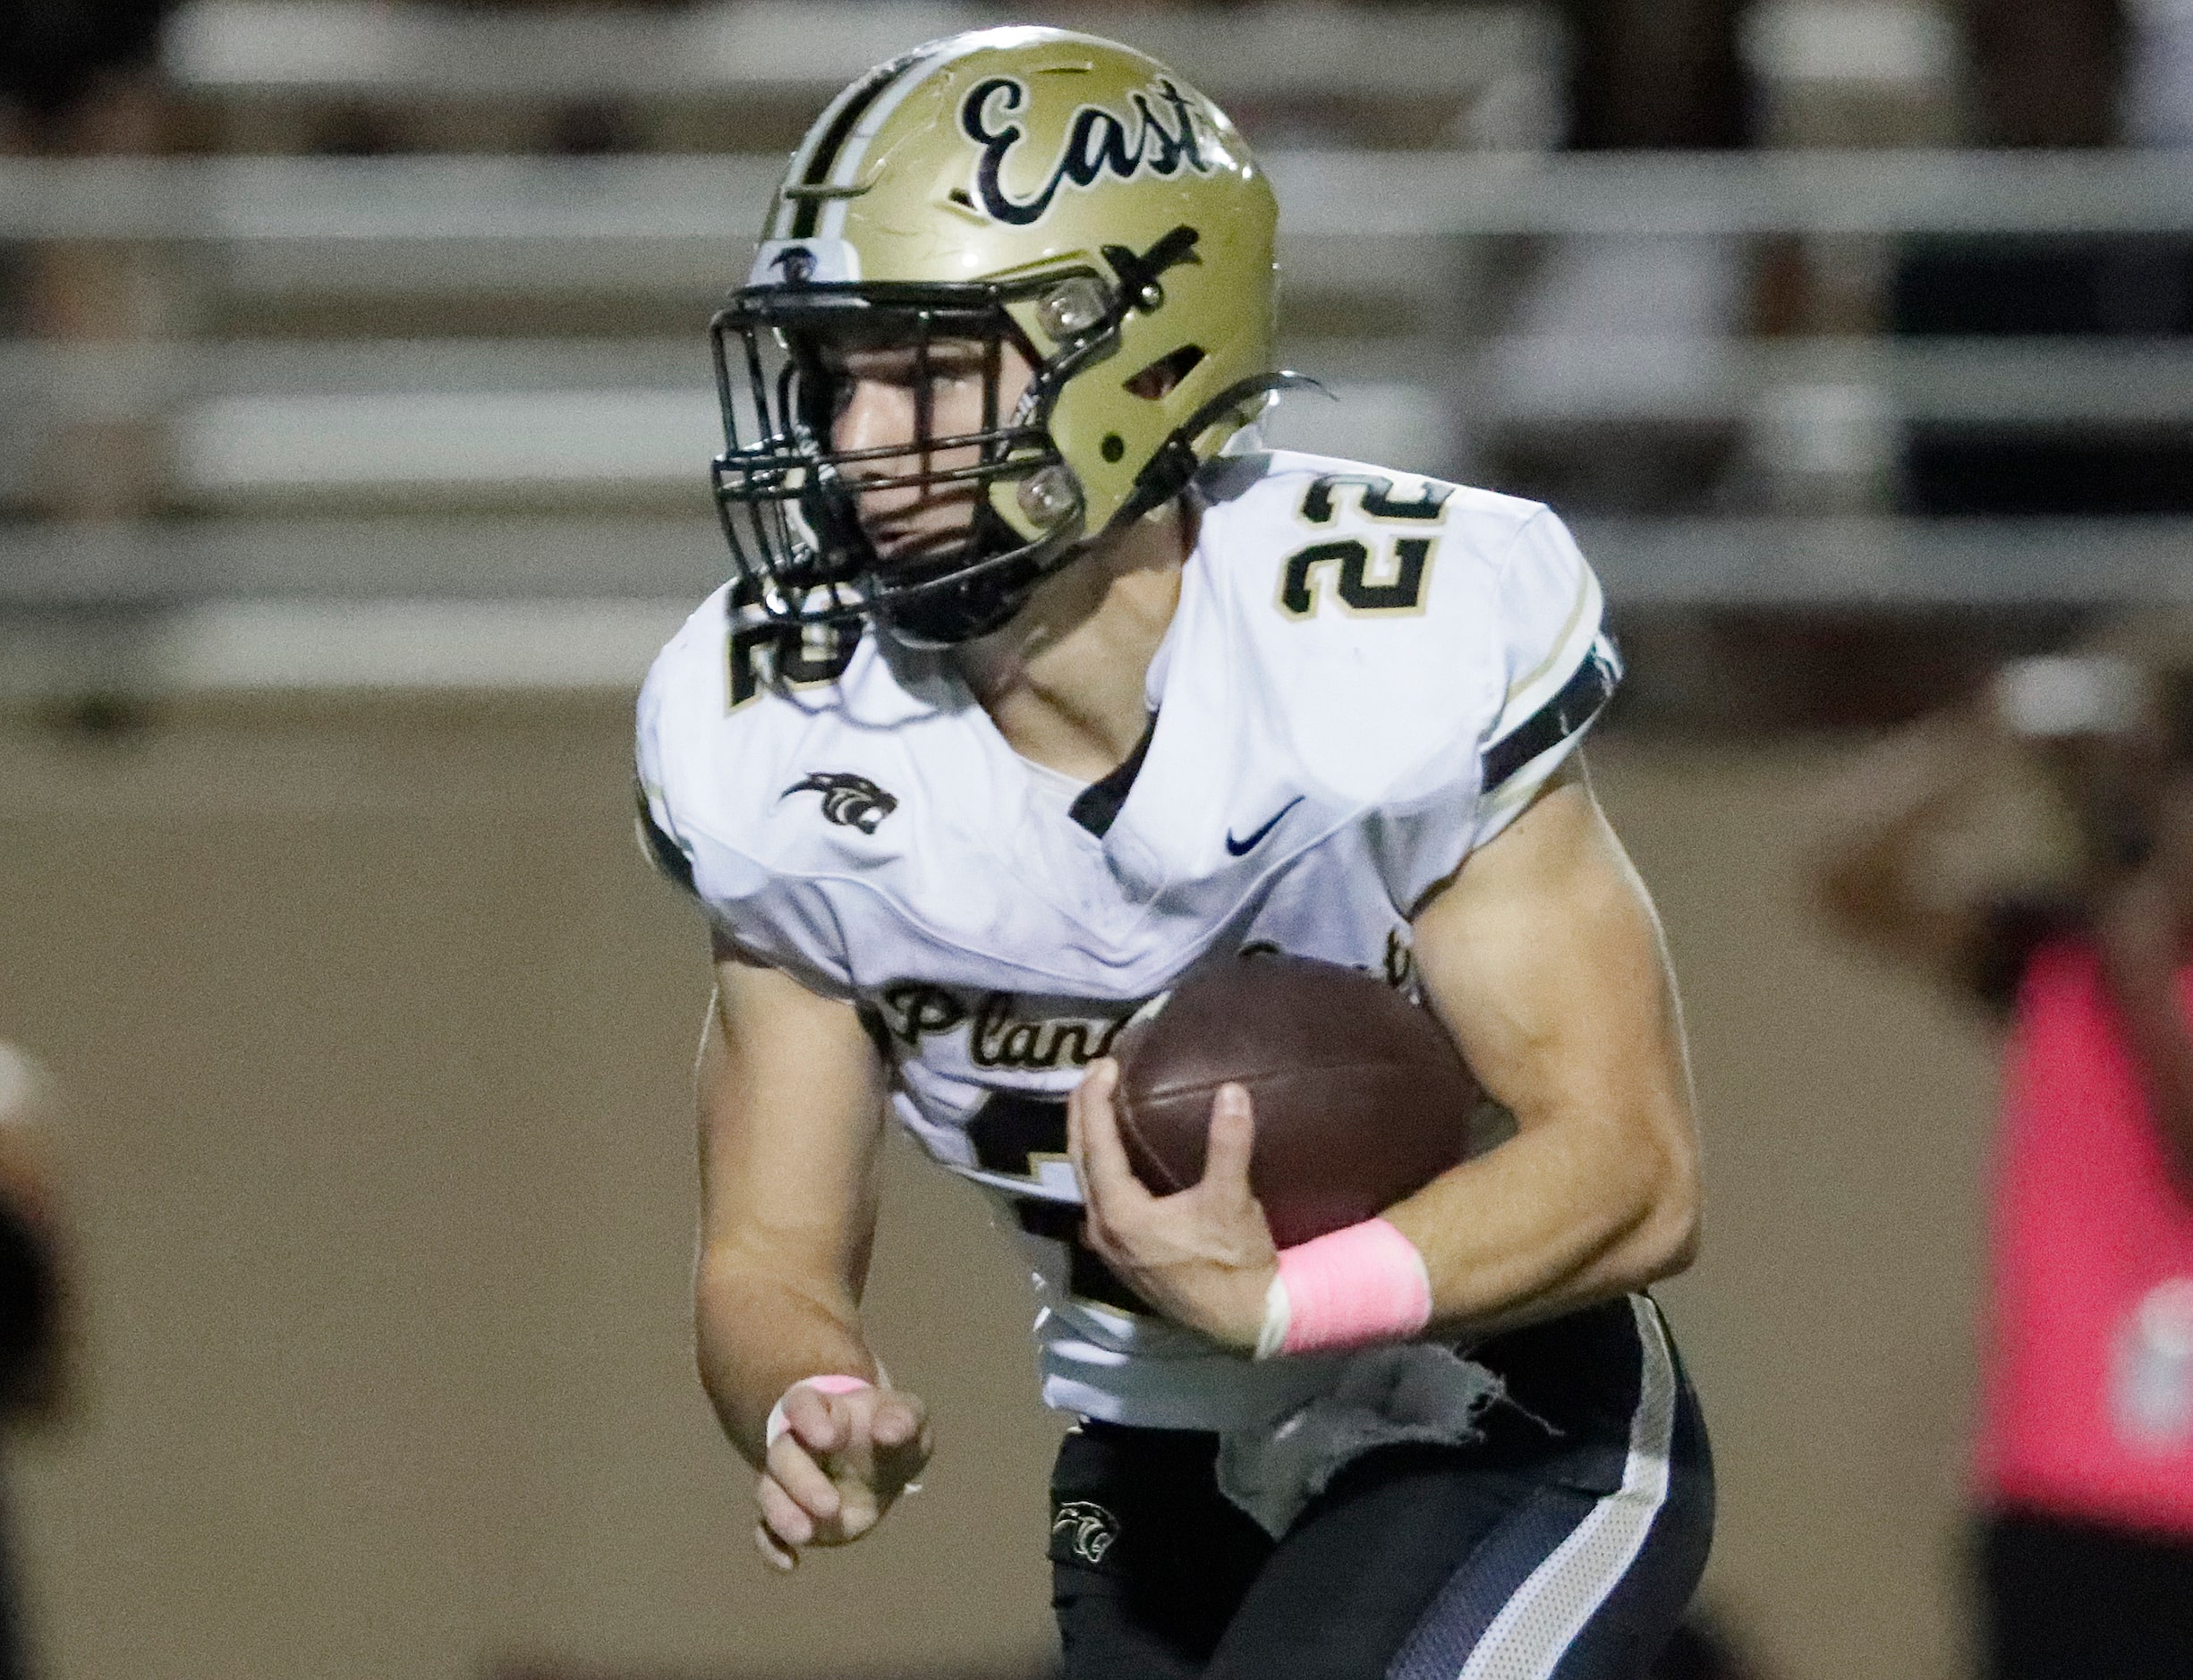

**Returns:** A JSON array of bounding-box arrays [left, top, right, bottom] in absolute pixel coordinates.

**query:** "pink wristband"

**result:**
[[1258, 1218, 1432, 1359], [764, 1373, 872, 1450]]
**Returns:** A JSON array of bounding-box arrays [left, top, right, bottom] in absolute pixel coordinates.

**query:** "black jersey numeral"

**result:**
[[1278, 537, 1435, 618], [965, 1092, 1145, 1314], [1298, 472, 1452, 526], [966, 1091, 1069, 1179], [1278, 474, 1448, 619], [725, 576, 856, 709]]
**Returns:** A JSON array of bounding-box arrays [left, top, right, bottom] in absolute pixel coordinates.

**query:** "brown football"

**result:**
[[1109, 951, 1485, 1249]]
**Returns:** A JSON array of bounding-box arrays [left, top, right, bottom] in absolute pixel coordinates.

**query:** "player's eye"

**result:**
[[904, 362, 979, 392]]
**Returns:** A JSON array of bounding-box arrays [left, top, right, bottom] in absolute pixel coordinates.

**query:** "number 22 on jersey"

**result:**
[[1276, 473, 1453, 620]]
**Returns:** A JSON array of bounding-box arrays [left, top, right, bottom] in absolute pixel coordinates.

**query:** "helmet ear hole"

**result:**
[[1123, 344, 1205, 402]]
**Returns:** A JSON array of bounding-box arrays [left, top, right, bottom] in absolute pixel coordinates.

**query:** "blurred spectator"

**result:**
[[1895, 0, 2193, 515], [0, 0, 170, 152], [1965, 0, 2126, 148], [1489, 0, 1756, 514], [0, 1045, 75, 1680], [2, 0, 177, 520], [1814, 628, 2193, 1680], [1560, 0, 1753, 151]]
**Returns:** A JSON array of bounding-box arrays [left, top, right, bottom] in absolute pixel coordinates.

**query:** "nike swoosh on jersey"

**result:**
[[1225, 795, 1304, 856]]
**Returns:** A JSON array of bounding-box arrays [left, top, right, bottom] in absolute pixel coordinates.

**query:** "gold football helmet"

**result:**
[[710, 26, 1289, 645]]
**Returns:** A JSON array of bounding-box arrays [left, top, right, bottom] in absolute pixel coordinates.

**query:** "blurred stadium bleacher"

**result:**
[[3, 0, 2189, 704]]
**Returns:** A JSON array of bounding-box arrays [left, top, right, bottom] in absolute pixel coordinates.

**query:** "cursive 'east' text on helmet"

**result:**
[[710, 26, 1286, 647]]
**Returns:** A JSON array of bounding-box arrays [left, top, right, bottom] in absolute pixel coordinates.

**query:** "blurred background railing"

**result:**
[[5, 0, 2189, 701]]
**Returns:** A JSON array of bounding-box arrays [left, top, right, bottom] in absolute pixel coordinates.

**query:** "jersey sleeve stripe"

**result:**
[[1483, 635, 1620, 793], [1494, 559, 1605, 739], [778, 47, 938, 238], [819, 43, 984, 240], [633, 779, 699, 896]]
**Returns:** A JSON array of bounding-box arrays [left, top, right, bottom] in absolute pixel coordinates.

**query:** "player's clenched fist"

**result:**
[[1067, 1059, 1276, 1352], [753, 1379, 931, 1572]]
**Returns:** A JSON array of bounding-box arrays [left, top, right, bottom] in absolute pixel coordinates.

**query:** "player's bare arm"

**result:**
[[693, 949, 931, 1568], [1387, 759, 1699, 1338], [1069, 759, 1699, 1350]]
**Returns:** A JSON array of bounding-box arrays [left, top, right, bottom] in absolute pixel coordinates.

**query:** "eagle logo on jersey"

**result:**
[[1050, 1499, 1121, 1566], [781, 772, 898, 834]]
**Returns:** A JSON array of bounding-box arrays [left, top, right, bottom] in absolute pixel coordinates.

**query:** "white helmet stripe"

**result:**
[[769, 47, 940, 241], [771, 71, 885, 240], [817, 37, 990, 241]]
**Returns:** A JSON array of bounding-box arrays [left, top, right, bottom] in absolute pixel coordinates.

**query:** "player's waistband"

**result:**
[[1075, 1294, 1674, 1491]]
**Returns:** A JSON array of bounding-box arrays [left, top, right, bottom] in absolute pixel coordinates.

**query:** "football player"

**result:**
[[637, 28, 1711, 1676]]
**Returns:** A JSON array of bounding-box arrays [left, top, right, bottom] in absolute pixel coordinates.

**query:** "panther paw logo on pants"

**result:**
[[1050, 1499, 1121, 1565]]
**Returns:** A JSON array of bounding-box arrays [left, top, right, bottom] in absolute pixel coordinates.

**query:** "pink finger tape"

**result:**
[[764, 1373, 873, 1450], [1258, 1218, 1433, 1360]]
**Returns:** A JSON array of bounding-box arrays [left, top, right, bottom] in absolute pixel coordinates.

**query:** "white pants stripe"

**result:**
[[1451, 1296, 1681, 1680]]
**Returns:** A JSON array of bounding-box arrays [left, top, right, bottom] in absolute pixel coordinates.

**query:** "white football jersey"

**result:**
[[636, 450, 1619, 1430]]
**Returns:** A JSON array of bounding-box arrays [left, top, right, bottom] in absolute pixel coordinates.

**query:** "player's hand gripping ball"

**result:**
[[1109, 951, 1482, 1249]]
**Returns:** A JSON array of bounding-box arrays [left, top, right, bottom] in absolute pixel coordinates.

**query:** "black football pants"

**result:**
[[1979, 1506, 2193, 1680], [1050, 1297, 1714, 1680]]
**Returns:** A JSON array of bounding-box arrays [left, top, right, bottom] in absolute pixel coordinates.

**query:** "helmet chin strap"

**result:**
[[869, 502, 1085, 649]]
